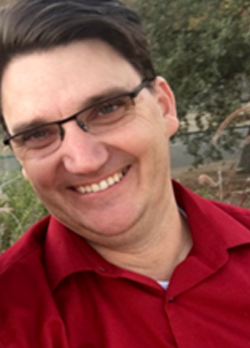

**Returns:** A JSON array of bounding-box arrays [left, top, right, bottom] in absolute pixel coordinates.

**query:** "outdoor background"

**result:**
[[1, 0, 250, 252]]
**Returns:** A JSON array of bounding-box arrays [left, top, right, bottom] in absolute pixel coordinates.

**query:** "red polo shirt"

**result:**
[[1, 181, 250, 347]]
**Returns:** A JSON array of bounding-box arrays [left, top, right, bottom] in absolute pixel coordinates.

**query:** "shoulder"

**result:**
[[174, 179, 250, 225], [212, 199, 250, 229], [0, 215, 66, 348], [0, 215, 51, 278], [173, 180, 250, 248]]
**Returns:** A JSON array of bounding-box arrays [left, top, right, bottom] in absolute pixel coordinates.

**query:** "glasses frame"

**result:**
[[3, 79, 153, 147]]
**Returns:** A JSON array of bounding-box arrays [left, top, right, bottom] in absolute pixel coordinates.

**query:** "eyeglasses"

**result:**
[[3, 80, 152, 159]]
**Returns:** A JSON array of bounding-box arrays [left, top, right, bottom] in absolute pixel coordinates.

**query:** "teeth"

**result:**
[[114, 173, 120, 183], [77, 186, 86, 194], [76, 168, 127, 195], [107, 177, 114, 186], [91, 184, 99, 192], [100, 180, 108, 190], [86, 186, 92, 193]]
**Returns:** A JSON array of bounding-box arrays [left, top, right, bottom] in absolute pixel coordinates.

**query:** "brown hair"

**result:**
[[0, 0, 156, 129]]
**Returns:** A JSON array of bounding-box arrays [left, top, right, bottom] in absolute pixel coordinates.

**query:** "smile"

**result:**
[[75, 167, 129, 194]]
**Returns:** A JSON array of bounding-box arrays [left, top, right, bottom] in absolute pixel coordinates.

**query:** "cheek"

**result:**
[[22, 161, 56, 192], [127, 108, 170, 153], [109, 109, 171, 175]]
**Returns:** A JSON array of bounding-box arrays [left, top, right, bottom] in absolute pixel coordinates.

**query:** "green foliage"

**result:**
[[0, 171, 47, 253], [134, 0, 250, 164]]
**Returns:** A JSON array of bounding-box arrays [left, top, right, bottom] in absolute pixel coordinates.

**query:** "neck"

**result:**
[[89, 206, 192, 282]]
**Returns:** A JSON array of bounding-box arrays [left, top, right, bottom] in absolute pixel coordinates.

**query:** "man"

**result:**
[[0, 0, 249, 347]]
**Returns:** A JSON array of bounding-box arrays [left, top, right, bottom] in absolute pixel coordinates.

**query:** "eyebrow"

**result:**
[[10, 85, 132, 135], [11, 119, 53, 136], [82, 85, 130, 108]]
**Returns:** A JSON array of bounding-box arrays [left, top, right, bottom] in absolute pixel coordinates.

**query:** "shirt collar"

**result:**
[[44, 217, 119, 291], [173, 180, 250, 268]]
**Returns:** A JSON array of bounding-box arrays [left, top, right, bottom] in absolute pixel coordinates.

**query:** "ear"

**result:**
[[15, 157, 29, 180], [154, 76, 179, 137], [21, 166, 29, 180]]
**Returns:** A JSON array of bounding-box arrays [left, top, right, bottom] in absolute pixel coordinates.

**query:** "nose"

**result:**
[[59, 122, 109, 174]]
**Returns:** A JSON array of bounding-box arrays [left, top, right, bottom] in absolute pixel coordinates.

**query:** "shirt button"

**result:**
[[98, 267, 106, 272], [169, 297, 175, 302]]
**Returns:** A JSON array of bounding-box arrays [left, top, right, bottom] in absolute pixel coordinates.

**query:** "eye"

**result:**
[[97, 101, 120, 116], [24, 128, 47, 140], [22, 126, 51, 142], [15, 124, 59, 149], [87, 96, 129, 123]]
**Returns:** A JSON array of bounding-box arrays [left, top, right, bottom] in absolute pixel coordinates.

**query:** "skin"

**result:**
[[1, 40, 192, 281]]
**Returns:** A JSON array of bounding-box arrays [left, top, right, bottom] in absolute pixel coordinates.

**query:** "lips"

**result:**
[[75, 166, 129, 194]]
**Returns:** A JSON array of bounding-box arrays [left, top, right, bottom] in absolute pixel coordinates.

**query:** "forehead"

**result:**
[[1, 40, 140, 130]]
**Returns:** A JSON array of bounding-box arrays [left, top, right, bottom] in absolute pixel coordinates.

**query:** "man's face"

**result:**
[[1, 40, 179, 247]]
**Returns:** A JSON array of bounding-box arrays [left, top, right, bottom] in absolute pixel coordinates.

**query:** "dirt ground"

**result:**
[[171, 160, 250, 208]]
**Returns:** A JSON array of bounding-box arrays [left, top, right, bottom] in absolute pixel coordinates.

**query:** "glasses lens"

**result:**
[[77, 95, 134, 134], [11, 124, 60, 159]]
